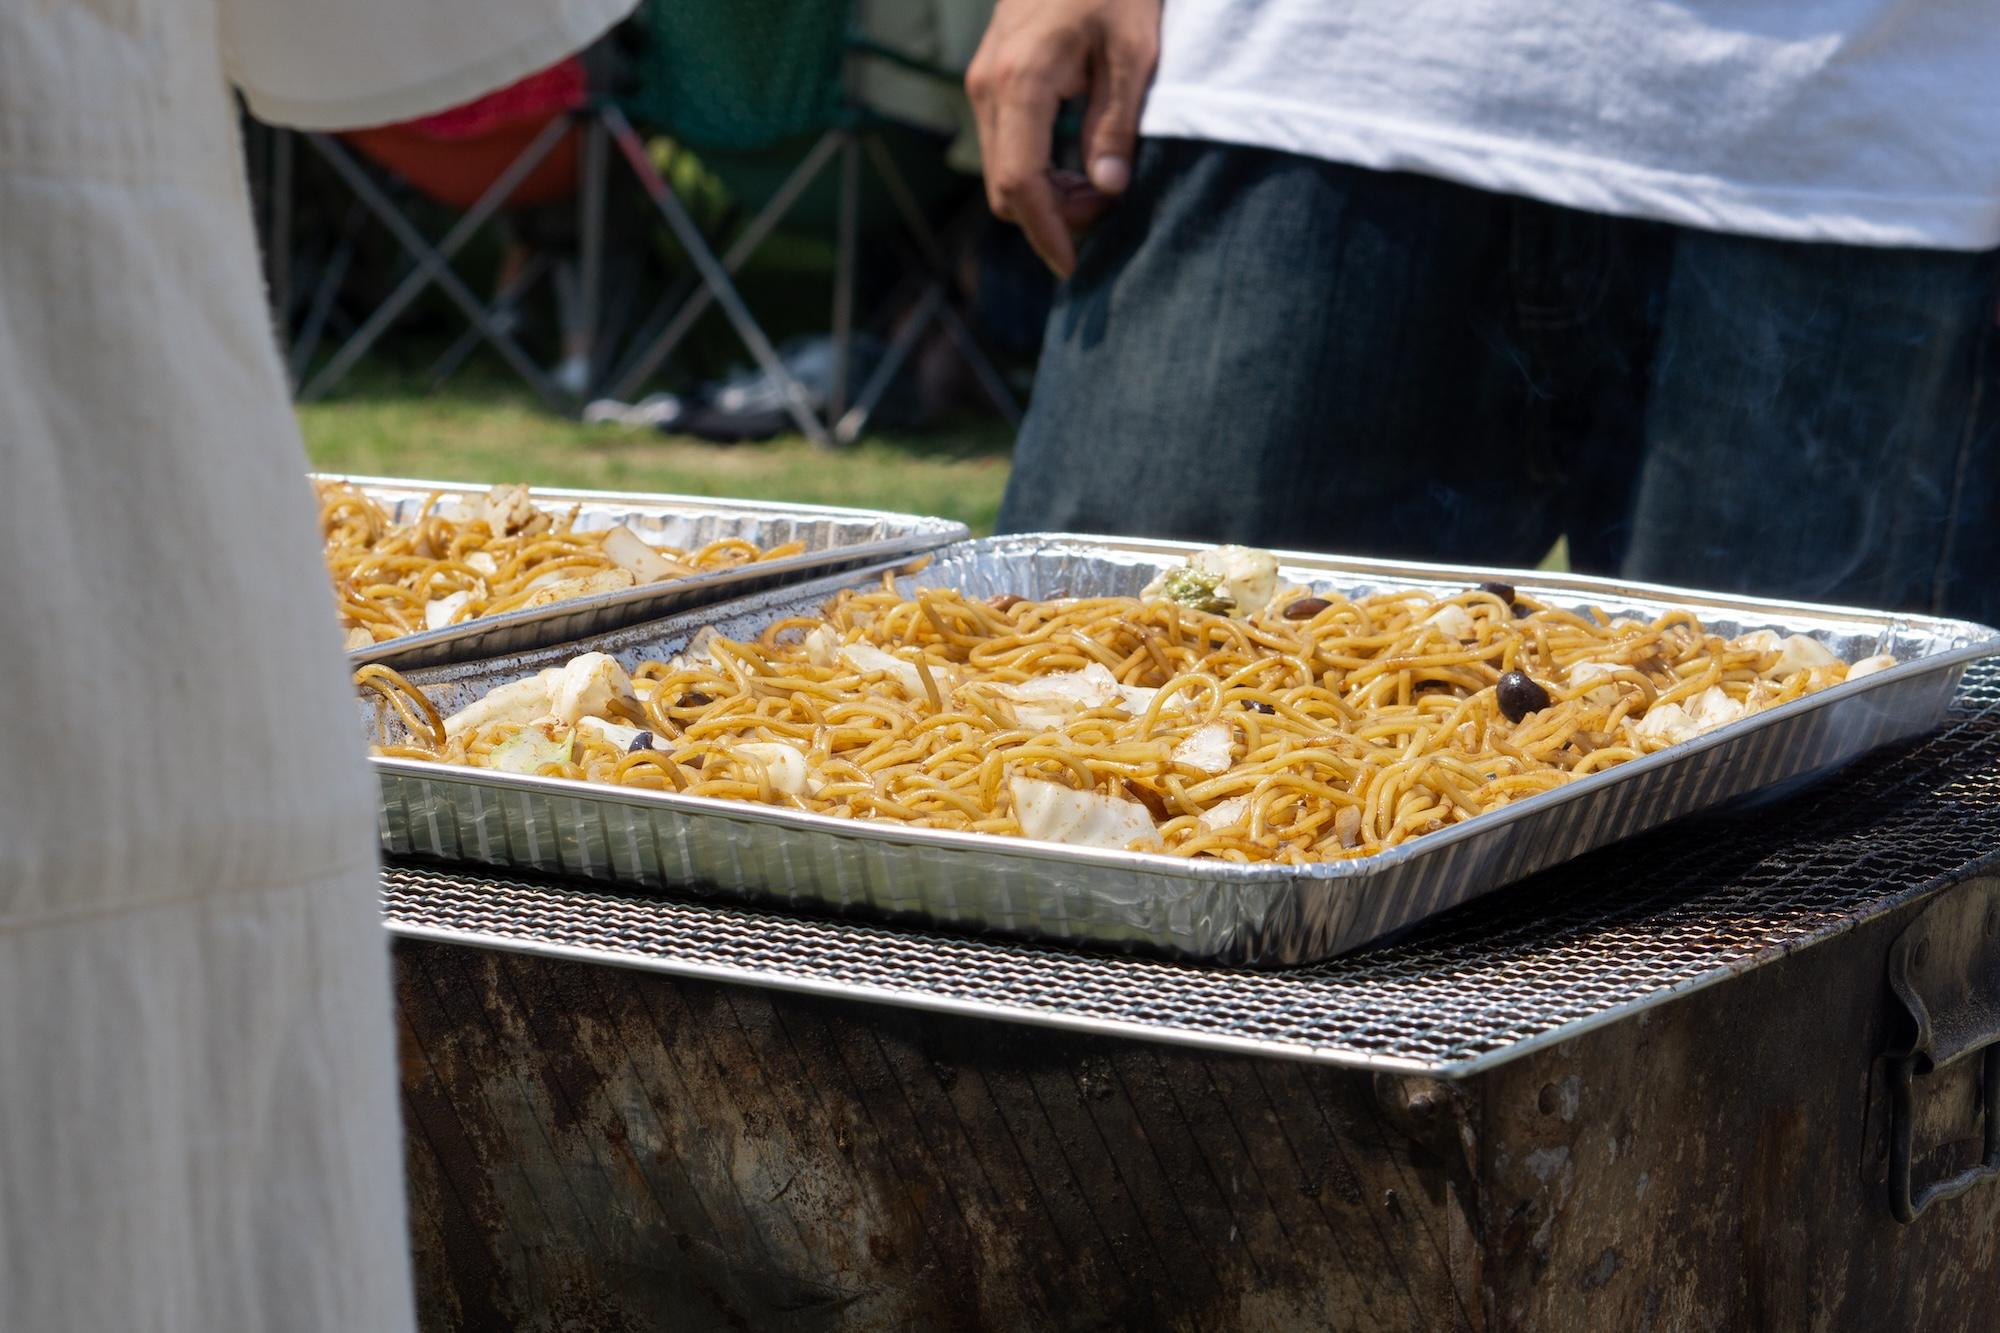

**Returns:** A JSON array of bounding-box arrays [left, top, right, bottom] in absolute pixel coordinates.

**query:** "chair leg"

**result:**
[[934, 299, 1023, 426], [607, 126, 844, 405], [859, 133, 1023, 425], [299, 122, 569, 408], [602, 107, 829, 442], [576, 114, 608, 402], [835, 283, 944, 444], [429, 254, 552, 389], [830, 132, 862, 425], [290, 198, 368, 385], [270, 126, 294, 360]]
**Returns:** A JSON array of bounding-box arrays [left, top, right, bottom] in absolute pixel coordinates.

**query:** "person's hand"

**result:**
[[966, 0, 1162, 278]]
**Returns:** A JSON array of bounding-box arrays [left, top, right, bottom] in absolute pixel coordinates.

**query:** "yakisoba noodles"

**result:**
[[321, 480, 805, 649], [359, 545, 1899, 864]]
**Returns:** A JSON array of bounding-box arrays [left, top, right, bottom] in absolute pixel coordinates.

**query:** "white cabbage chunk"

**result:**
[[1735, 629, 1839, 677], [520, 568, 635, 609], [736, 741, 818, 797], [840, 643, 928, 697], [443, 669, 562, 739], [1009, 777, 1157, 850], [672, 625, 727, 674], [801, 626, 949, 699], [480, 483, 538, 535], [1172, 722, 1234, 774], [489, 722, 575, 774], [1141, 545, 1281, 616], [1847, 653, 1897, 680], [424, 589, 474, 631], [992, 663, 1124, 727], [1632, 686, 1750, 746], [990, 663, 1191, 728], [1631, 702, 1698, 746], [1685, 685, 1749, 731], [575, 716, 660, 752], [547, 652, 638, 726], [1197, 795, 1253, 832], [1567, 660, 1625, 707], [1422, 603, 1476, 640], [600, 524, 676, 582]]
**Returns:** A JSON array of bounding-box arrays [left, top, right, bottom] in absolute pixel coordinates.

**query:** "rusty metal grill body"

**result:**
[[386, 662, 2000, 1329]]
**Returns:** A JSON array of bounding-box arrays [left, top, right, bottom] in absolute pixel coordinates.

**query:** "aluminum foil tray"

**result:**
[[366, 535, 2000, 966], [322, 473, 967, 670]]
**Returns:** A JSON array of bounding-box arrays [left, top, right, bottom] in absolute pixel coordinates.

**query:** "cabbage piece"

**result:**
[[443, 669, 561, 739], [575, 716, 661, 752], [520, 568, 635, 609], [424, 589, 474, 631], [1735, 629, 1839, 676], [992, 663, 1123, 728], [1567, 660, 1626, 707], [1631, 702, 1699, 746], [840, 643, 928, 697], [1141, 545, 1280, 616], [1009, 777, 1157, 850], [489, 723, 575, 774], [1197, 795, 1252, 832], [1422, 603, 1476, 640], [1146, 564, 1231, 614], [1172, 722, 1234, 775], [1848, 653, 1897, 680], [1685, 685, 1749, 732], [600, 524, 676, 582], [671, 626, 728, 674], [481, 484, 537, 535], [548, 652, 638, 726], [736, 741, 818, 797]]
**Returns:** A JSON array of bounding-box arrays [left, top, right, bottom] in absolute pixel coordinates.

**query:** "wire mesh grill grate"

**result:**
[[381, 662, 2000, 1075]]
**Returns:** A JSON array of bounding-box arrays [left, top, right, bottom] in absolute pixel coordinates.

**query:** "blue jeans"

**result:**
[[997, 139, 2000, 624]]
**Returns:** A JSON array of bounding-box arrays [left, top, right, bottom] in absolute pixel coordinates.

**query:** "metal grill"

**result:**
[[381, 660, 2000, 1076]]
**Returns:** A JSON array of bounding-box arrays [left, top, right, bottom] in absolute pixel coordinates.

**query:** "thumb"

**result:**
[[1081, 29, 1156, 196]]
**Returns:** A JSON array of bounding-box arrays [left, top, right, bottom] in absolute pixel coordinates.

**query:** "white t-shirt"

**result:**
[[1140, 1, 2000, 250]]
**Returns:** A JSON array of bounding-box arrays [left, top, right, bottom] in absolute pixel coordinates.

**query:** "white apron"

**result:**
[[0, 1, 631, 1328]]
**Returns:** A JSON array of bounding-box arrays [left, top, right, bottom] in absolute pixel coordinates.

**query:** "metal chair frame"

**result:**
[[257, 30, 1022, 444], [602, 108, 1021, 444], [290, 119, 577, 410]]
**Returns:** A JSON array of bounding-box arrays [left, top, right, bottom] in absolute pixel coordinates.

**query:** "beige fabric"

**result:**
[[0, 0, 631, 1329], [852, 0, 993, 175]]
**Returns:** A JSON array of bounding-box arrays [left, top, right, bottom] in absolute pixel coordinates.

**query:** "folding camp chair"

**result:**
[[282, 59, 602, 410], [601, 0, 1021, 445]]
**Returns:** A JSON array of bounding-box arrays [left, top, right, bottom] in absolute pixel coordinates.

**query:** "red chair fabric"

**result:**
[[342, 58, 587, 209]]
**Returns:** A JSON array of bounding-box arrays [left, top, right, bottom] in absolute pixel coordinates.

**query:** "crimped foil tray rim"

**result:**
[[320, 472, 968, 668], [322, 471, 969, 524], [367, 533, 2000, 888], [1007, 531, 2000, 635]]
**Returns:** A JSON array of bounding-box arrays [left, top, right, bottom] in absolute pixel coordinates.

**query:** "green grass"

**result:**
[[298, 369, 1016, 535]]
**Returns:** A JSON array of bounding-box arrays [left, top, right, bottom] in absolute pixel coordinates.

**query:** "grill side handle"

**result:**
[[1884, 875, 2000, 1223]]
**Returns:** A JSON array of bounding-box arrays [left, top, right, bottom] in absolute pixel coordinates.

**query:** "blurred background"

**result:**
[[245, 0, 1038, 534]]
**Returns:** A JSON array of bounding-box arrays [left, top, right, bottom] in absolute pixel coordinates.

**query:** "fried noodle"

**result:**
[[363, 562, 1894, 864], [321, 480, 805, 647]]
